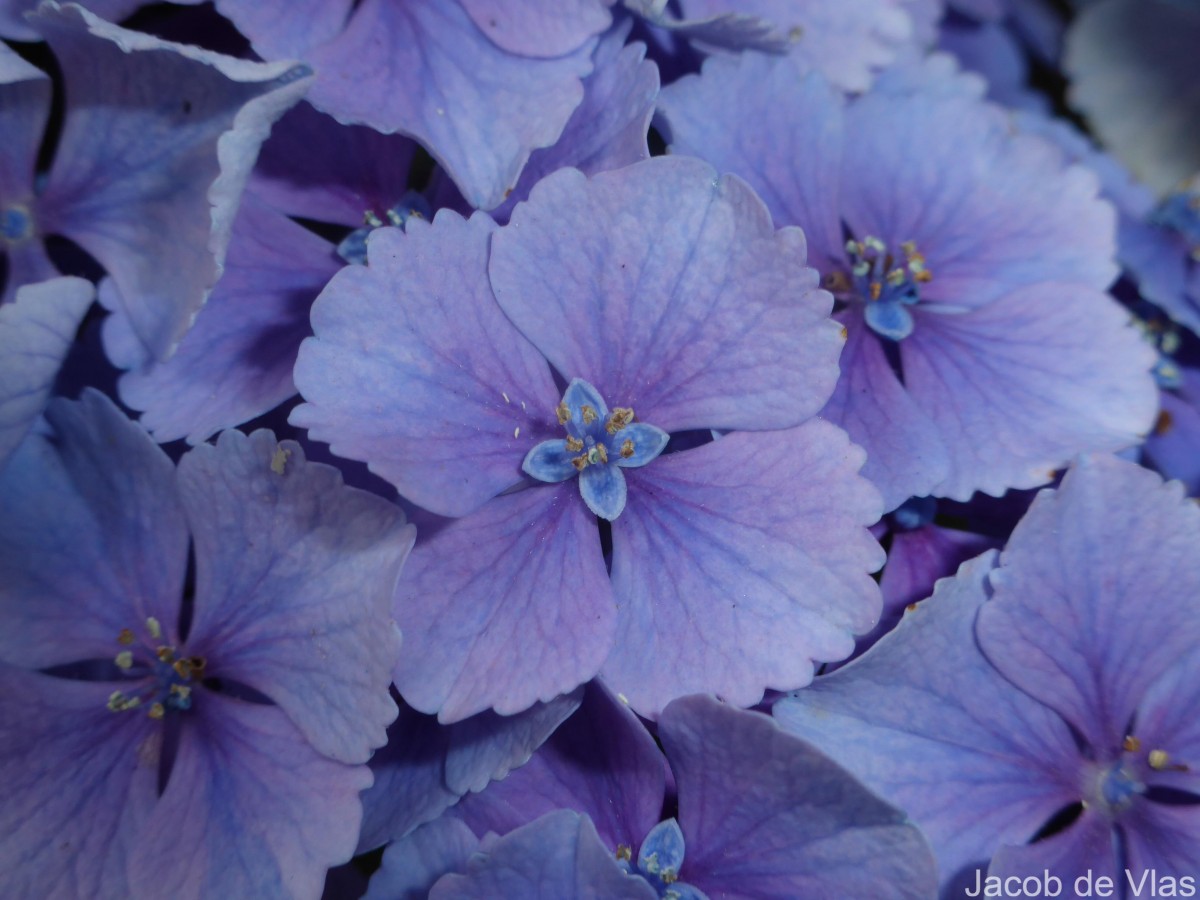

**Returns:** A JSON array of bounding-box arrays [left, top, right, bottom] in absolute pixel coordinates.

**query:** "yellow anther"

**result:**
[[571, 455, 588, 472], [900, 240, 917, 255], [170, 684, 192, 701], [117, 628, 135, 646], [364, 210, 383, 227], [173, 659, 192, 679], [146, 617, 162, 639], [616, 844, 632, 862], [581, 405, 598, 424], [606, 407, 635, 434], [1123, 735, 1142, 753], [788, 25, 803, 41], [1148, 749, 1189, 772], [621, 439, 635, 459], [1155, 410, 1174, 436], [556, 403, 571, 425], [115, 651, 133, 670], [156, 646, 174, 663], [565, 436, 584, 453], [147, 702, 165, 720], [663, 870, 679, 885], [869, 282, 882, 301], [270, 445, 290, 475]]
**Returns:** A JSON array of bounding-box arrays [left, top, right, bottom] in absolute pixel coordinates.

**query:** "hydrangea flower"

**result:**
[[0, 2, 310, 364], [0, 391, 414, 897], [292, 155, 884, 721], [777, 454, 1200, 889], [658, 52, 1158, 510]]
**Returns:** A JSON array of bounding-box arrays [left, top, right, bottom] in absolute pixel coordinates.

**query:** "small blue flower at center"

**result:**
[[522, 378, 669, 521], [1, 204, 33, 244], [616, 819, 709, 900], [825, 236, 932, 342], [105, 616, 205, 720]]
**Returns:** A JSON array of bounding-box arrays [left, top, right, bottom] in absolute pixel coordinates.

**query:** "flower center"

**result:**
[[1, 204, 33, 245], [1096, 760, 1145, 812], [336, 190, 431, 264], [106, 617, 206, 720], [616, 819, 707, 900], [522, 378, 668, 521], [824, 236, 931, 341]]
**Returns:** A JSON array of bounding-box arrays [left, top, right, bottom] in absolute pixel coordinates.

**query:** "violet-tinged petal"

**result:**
[[301, 0, 596, 211], [127, 693, 370, 899], [986, 812, 1118, 891], [977, 454, 1200, 755], [900, 283, 1158, 502], [625, 0, 787, 53], [579, 461, 628, 520], [360, 693, 581, 851], [1144, 381, 1200, 495], [365, 817, 481, 900], [604, 424, 884, 718], [660, 696, 938, 900], [1066, 0, 1200, 195], [394, 484, 613, 722], [0, 235, 58, 307], [249, 101, 418, 228], [457, 0, 612, 57], [774, 554, 1081, 891], [118, 200, 339, 444], [177, 428, 412, 764], [429, 810, 658, 900], [0, 665, 157, 899], [0, 0, 150, 41], [0, 277, 92, 469], [212, 0, 354, 60], [0, 391, 187, 667], [489, 22, 657, 223], [32, 1, 311, 364], [0, 42, 48, 206], [1122, 803, 1200, 880], [820, 314, 951, 512], [678, 0, 913, 92], [1134, 646, 1200, 798], [490, 157, 842, 433], [292, 212, 561, 518], [658, 54, 845, 274], [454, 682, 667, 852]]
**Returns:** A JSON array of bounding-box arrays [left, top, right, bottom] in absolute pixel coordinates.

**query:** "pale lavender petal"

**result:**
[[454, 682, 667, 851], [360, 692, 581, 851], [603, 424, 884, 718], [212, 0, 354, 60], [658, 52, 846, 271], [775, 554, 1081, 891], [660, 696, 938, 899], [127, 694, 370, 899], [0, 0, 150, 40], [457, 0, 612, 57], [987, 813, 1117, 891], [428, 810, 658, 900], [1134, 646, 1200, 797], [627, 0, 788, 53], [292, 212, 561, 517], [365, 817, 480, 900], [490, 158, 842, 433], [1123, 803, 1200, 878], [0, 391, 187, 667], [978, 454, 1200, 754], [901, 284, 1158, 501], [0, 42, 48, 204], [1144, 382, 1200, 495], [394, 485, 614, 722], [33, 2, 311, 363], [820, 314, 951, 511], [0, 665, 157, 899], [303, 0, 595, 210], [118, 201, 339, 444], [1, 237, 59, 306], [0, 277, 93, 468]]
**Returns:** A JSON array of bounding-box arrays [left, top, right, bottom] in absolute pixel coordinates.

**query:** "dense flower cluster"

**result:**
[[1, 0, 1197, 897]]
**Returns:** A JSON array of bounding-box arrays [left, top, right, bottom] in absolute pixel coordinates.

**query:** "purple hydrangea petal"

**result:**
[[977, 454, 1200, 756], [900, 284, 1157, 501], [127, 693, 370, 898], [0, 42, 48, 207], [0, 391, 188, 668], [625, 0, 788, 53], [1133, 646, 1200, 798], [1144, 379, 1200, 495], [1122, 803, 1200, 880], [453, 682, 667, 852], [0, 0, 152, 41], [774, 554, 1082, 890], [118, 200, 339, 444], [177, 428, 412, 764], [579, 461, 628, 520], [489, 158, 842, 433], [0, 665, 157, 898], [365, 817, 481, 900], [359, 692, 581, 851], [986, 812, 1117, 893], [603, 424, 884, 718], [301, 0, 596, 210], [1, 237, 58, 307], [820, 314, 951, 511], [0, 277, 93, 469], [658, 53, 846, 272], [212, 0, 354, 60], [31, 2, 311, 364], [489, 21, 657, 223], [292, 212, 562, 518], [394, 484, 614, 722], [457, 0, 612, 57], [677, 0, 913, 92], [660, 695, 939, 900], [428, 810, 658, 900], [248, 101, 418, 228], [1066, 0, 1200, 195]]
